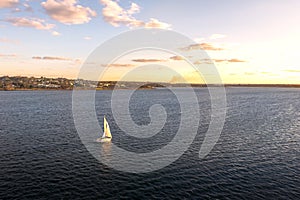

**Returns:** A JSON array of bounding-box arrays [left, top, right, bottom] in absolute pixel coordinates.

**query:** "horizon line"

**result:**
[[1, 75, 300, 86]]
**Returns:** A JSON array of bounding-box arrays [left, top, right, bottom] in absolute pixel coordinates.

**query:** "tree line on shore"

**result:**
[[0, 76, 161, 90]]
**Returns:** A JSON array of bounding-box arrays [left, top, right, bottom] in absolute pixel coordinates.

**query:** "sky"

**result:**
[[0, 0, 300, 84]]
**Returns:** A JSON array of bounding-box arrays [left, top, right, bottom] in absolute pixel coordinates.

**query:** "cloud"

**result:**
[[181, 43, 225, 51], [0, 54, 17, 58], [193, 58, 246, 64], [100, 0, 171, 29], [213, 59, 227, 63], [132, 59, 167, 63], [84, 36, 92, 40], [170, 55, 184, 61], [100, 0, 142, 27], [0, 0, 18, 8], [11, 7, 21, 12], [32, 56, 82, 65], [144, 18, 171, 29], [5, 17, 55, 30], [209, 34, 226, 40], [106, 63, 135, 67], [32, 56, 42, 60], [74, 59, 82, 64], [41, 0, 97, 25], [194, 59, 213, 65], [228, 58, 245, 63], [193, 58, 246, 65], [32, 56, 72, 61], [213, 58, 246, 63], [23, 3, 33, 12], [110, 63, 135, 67], [193, 60, 203, 65], [51, 31, 61, 36]]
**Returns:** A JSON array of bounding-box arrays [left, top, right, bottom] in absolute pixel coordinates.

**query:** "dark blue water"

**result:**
[[0, 88, 299, 199]]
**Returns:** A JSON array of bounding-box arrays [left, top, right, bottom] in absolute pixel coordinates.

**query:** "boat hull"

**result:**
[[96, 137, 112, 143]]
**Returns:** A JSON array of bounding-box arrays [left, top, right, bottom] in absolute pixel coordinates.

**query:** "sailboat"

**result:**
[[97, 116, 112, 142]]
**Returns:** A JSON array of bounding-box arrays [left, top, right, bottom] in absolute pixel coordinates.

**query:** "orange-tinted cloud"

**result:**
[[228, 58, 245, 63], [170, 55, 184, 61], [213, 58, 246, 63], [144, 18, 171, 29], [0, 54, 17, 58], [32, 56, 74, 61], [213, 59, 227, 63], [41, 0, 97, 25], [5, 17, 55, 30], [106, 63, 135, 67], [0, 0, 18, 8], [132, 59, 167, 63], [193, 60, 202, 65], [194, 58, 245, 65], [194, 59, 214, 65], [181, 43, 225, 51]]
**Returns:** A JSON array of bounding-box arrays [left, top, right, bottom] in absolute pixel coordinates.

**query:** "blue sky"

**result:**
[[1, 0, 300, 84]]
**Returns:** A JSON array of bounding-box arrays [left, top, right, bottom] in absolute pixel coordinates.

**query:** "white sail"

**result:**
[[103, 116, 112, 138], [105, 121, 112, 138], [97, 116, 112, 142], [102, 117, 107, 138]]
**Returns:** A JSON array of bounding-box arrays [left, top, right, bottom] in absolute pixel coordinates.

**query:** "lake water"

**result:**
[[0, 88, 299, 199]]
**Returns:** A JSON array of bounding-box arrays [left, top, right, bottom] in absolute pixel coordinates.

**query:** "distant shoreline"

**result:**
[[1, 76, 299, 91], [1, 84, 300, 91]]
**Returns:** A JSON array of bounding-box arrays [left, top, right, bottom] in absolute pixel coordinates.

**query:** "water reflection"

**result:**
[[100, 142, 112, 163]]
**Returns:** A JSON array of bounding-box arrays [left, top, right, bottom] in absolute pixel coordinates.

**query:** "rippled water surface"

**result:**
[[0, 88, 299, 199]]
